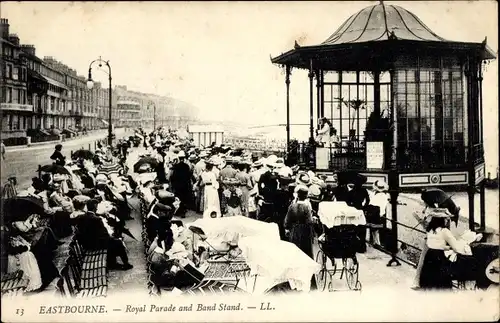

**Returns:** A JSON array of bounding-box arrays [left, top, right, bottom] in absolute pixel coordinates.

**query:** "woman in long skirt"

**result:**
[[284, 186, 314, 258], [200, 162, 221, 218], [419, 209, 466, 290]]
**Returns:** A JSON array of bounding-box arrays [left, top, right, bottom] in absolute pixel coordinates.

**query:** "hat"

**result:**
[[308, 184, 322, 201], [252, 160, 263, 168], [137, 164, 151, 173], [296, 184, 309, 194], [95, 174, 109, 185], [225, 156, 234, 163], [52, 174, 66, 183], [310, 176, 323, 186], [373, 180, 389, 192], [296, 172, 311, 186], [199, 152, 209, 158], [270, 157, 285, 169], [156, 190, 176, 205], [265, 155, 278, 166], [178, 151, 186, 158], [429, 208, 452, 218], [7, 174, 17, 180], [73, 195, 91, 204], [188, 154, 197, 161]]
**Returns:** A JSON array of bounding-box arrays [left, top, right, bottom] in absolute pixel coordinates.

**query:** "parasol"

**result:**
[[421, 189, 460, 224], [98, 162, 122, 176], [2, 196, 45, 222], [72, 149, 94, 160], [40, 164, 71, 175], [134, 157, 159, 172]]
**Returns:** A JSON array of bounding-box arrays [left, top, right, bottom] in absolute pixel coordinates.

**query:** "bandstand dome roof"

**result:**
[[322, 3, 446, 44], [272, 2, 496, 70]]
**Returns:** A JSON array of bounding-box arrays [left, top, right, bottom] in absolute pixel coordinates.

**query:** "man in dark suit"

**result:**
[[73, 199, 109, 251]]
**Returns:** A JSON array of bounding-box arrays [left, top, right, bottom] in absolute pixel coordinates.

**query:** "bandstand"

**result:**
[[271, 1, 496, 259]]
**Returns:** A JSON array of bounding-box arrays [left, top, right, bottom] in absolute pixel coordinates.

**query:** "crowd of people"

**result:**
[[1, 138, 137, 293], [0, 125, 484, 295]]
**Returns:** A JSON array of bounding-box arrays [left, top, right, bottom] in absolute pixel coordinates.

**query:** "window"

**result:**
[[396, 57, 465, 170], [6, 65, 12, 79]]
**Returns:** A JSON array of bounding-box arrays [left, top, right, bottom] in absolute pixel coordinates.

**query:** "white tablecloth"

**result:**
[[238, 237, 321, 293], [317, 201, 366, 228]]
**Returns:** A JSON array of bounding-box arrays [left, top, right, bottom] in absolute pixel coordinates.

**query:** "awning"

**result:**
[[27, 69, 48, 83], [45, 76, 69, 91]]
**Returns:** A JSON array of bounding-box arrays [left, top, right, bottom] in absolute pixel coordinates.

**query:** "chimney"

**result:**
[[8, 33, 19, 46], [0, 18, 9, 39], [21, 44, 36, 56]]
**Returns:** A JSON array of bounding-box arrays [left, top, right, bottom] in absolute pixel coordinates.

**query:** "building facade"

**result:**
[[1, 19, 30, 140], [1, 17, 200, 142]]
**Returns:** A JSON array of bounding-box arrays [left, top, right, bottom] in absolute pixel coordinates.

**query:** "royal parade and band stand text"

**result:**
[[37, 302, 275, 315]]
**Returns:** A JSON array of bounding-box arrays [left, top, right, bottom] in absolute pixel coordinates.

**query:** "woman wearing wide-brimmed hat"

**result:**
[[418, 208, 468, 290]]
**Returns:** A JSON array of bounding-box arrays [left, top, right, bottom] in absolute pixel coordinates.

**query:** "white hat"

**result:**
[[52, 174, 66, 183], [372, 180, 389, 192], [95, 174, 109, 185], [265, 155, 278, 166], [178, 150, 186, 158]]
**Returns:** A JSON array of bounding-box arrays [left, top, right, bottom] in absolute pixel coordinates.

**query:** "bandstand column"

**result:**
[[466, 58, 477, 231], [308, 59, 314, 141], [316, 69, 321, 119], [387, 68, 400, 267], [285, 65, 291, 152], [478, 65, 486, 230]]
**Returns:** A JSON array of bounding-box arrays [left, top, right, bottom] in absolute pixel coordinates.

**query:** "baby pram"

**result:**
[[315, 201, 363, 291]]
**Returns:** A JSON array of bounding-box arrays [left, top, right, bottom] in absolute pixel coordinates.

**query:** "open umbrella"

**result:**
[[40, 164, 71, 175], [72, 149, 94, 160], [421, 188, 460, 224], [133, 157, 159, 172], [2, 196, 45, 222], [98, 162, 122, 176]]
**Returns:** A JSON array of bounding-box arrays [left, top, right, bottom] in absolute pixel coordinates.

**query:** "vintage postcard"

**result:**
[[0, 1, 498, 322]]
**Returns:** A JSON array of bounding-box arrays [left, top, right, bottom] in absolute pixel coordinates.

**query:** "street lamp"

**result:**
[[148, 101, 156, 130], [86, 56, 113, 146]]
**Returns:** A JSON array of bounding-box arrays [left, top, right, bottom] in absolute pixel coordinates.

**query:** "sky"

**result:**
[[2, 1, 498, 173]]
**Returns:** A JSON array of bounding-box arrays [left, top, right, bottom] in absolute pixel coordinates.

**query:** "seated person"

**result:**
[[148, 227, 177, 287], [10, 214, 61, 252], [77, 199, 133, 270], [6, 234, 43, 292]]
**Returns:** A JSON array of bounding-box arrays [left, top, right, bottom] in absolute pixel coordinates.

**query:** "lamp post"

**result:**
[[86, 56, 113, 146], [148, 101, 156, 130]]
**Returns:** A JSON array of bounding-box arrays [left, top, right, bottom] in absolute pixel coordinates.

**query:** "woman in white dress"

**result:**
[[7, 235, 42, 292], [200, 162, 221, 218]]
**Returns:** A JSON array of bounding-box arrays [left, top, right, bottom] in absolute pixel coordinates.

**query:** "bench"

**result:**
[[1, 270, 28, 297], [56, 238, 108, 298]]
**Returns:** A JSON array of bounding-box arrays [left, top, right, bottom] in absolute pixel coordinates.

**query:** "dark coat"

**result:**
[[258, 170, 279, 202], [284, 201, 314, 258], [74, 211, 110, 251]]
